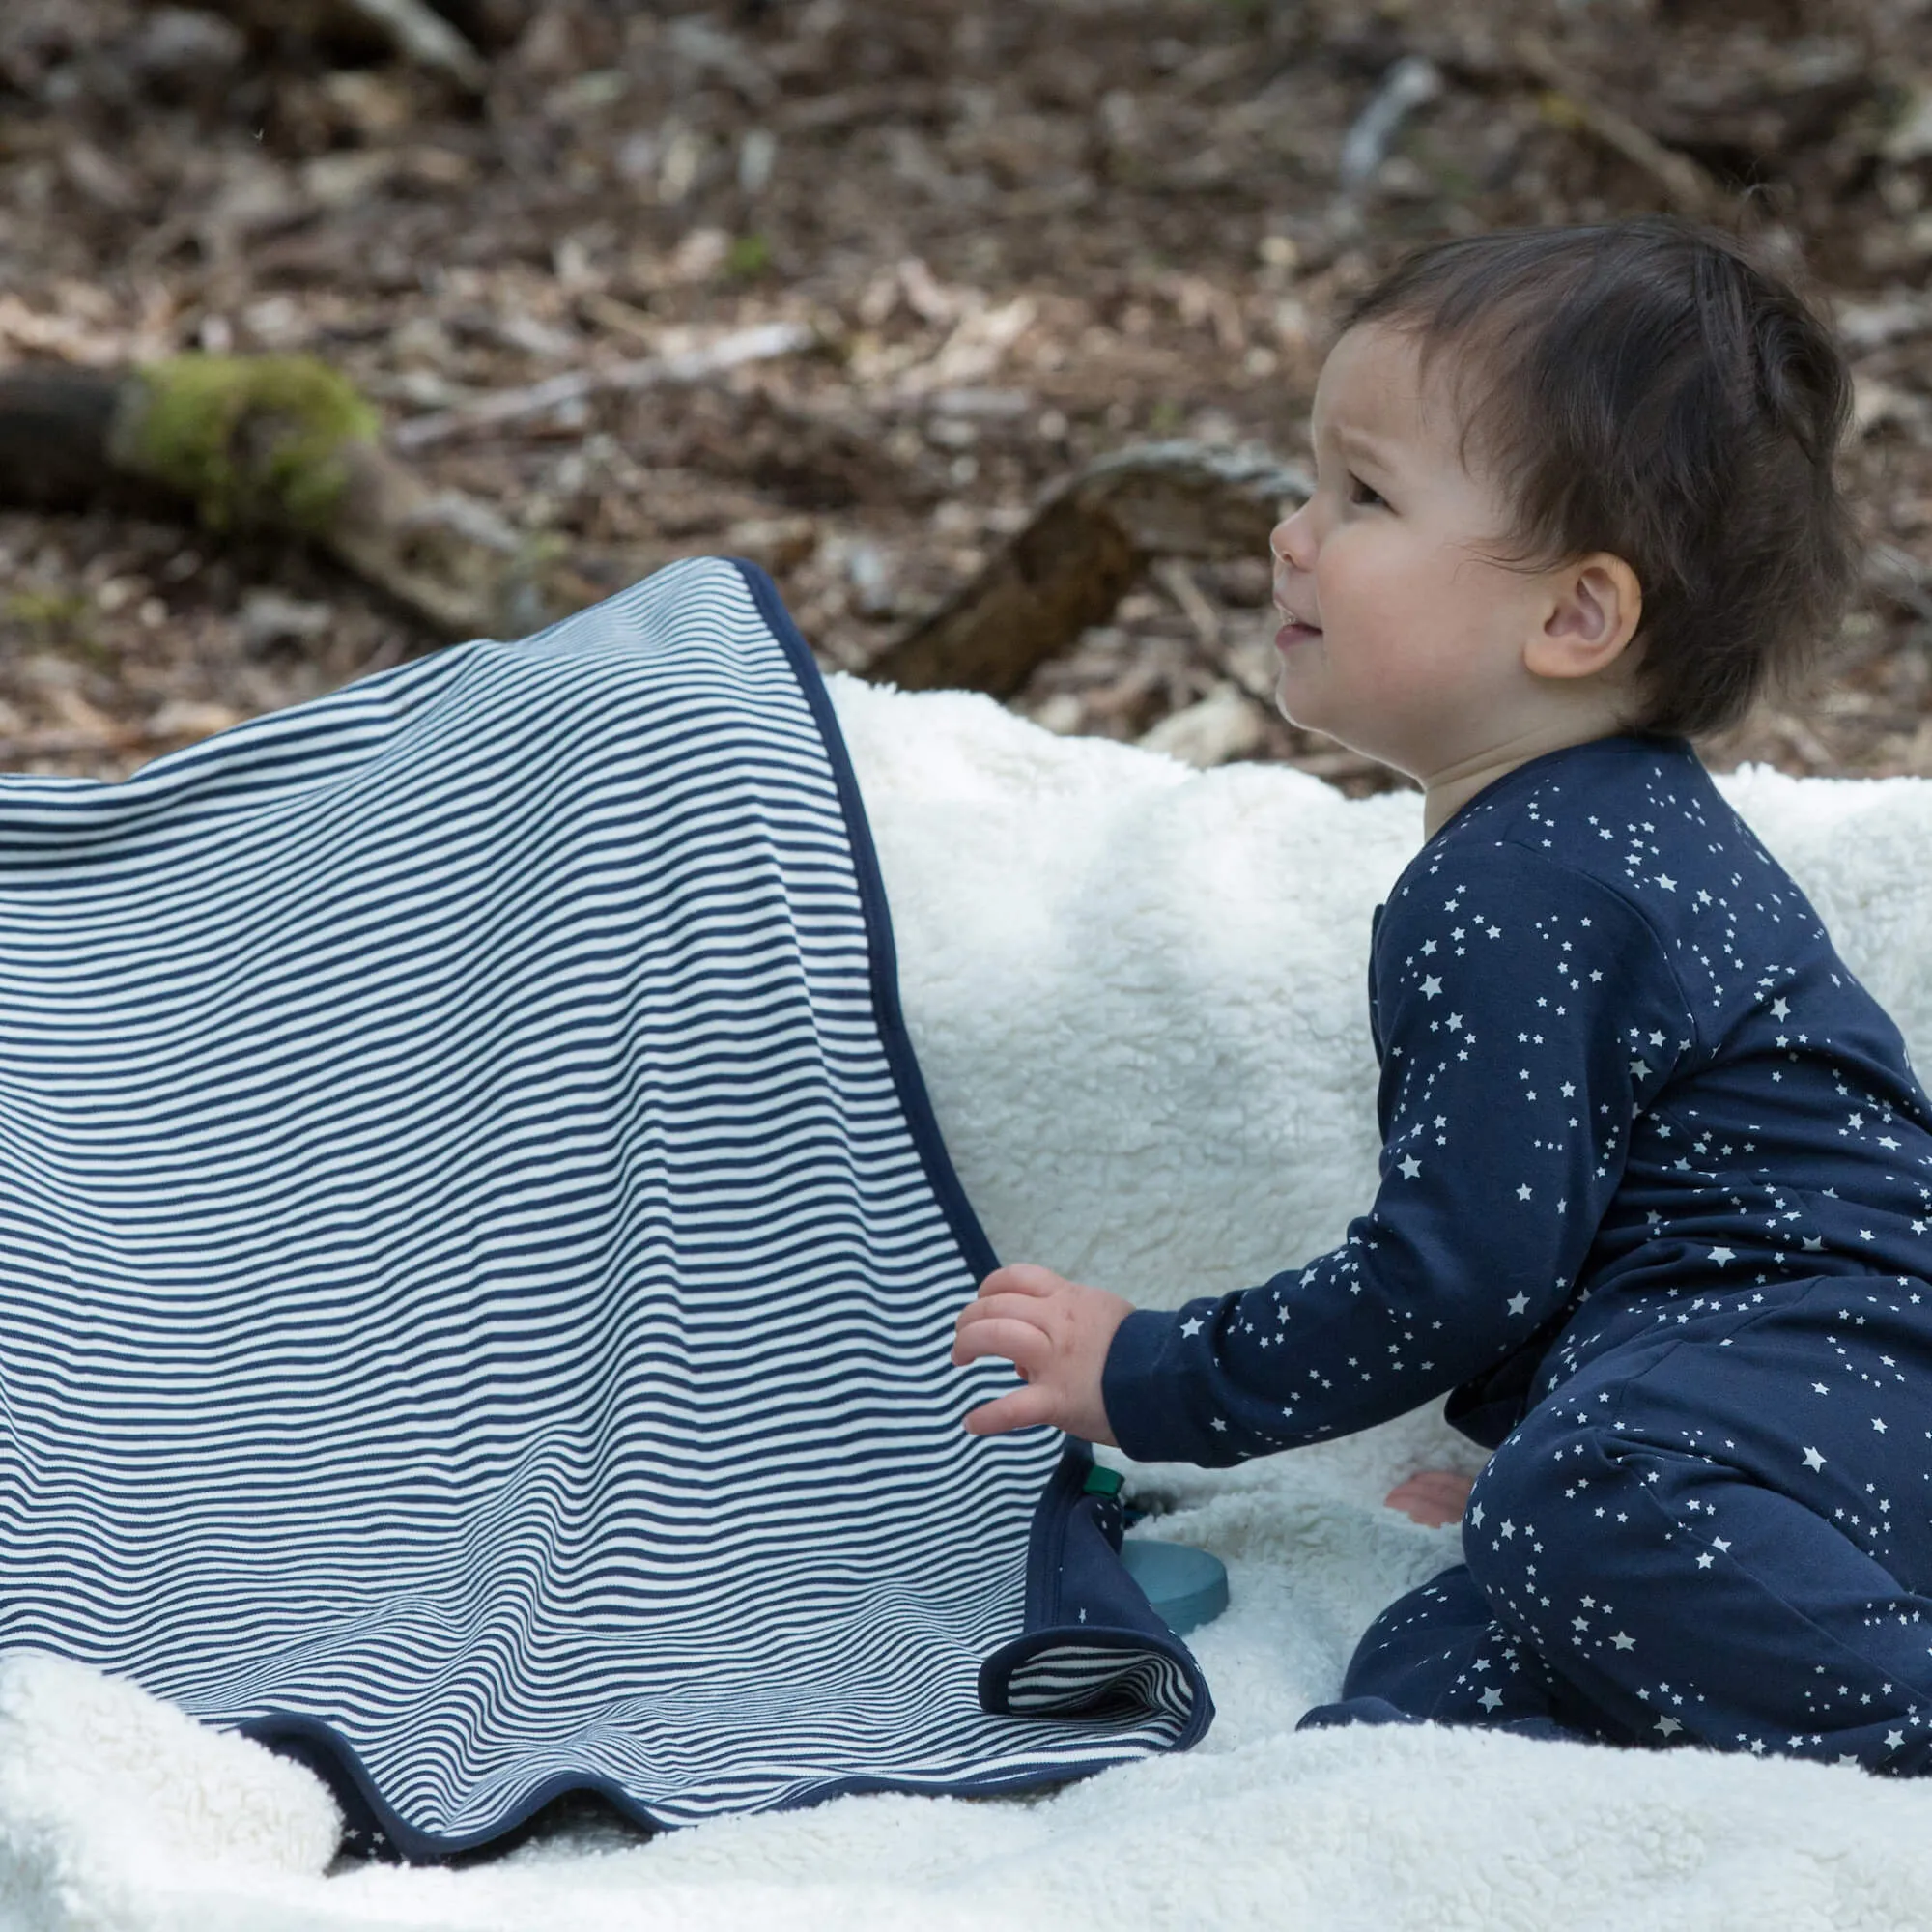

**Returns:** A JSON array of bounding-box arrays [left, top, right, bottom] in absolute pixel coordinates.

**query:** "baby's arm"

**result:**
[[954, 1272, 1480, 1522], [1069, 841, 1693, 1467]]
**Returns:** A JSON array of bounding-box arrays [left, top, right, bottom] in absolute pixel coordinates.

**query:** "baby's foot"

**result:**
[[1383, 1469, 1475, 1527]]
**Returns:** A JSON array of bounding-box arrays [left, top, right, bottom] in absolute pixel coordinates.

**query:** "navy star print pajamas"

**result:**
[[1103, 730, 1932, 1771]]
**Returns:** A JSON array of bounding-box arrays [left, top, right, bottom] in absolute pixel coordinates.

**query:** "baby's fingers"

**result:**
[[975, 1263, 1068, 1301], [954, 1290, 1059, 1342], [951, 1316, 1051, 1379], [962, 1384, 1060, 1436]]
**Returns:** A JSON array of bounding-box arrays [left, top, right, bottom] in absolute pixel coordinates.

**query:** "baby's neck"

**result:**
[[1420, 724, 1628, 838]]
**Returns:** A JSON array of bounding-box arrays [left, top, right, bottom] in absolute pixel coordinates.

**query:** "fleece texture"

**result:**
[[7, 673, 1932, 1929]]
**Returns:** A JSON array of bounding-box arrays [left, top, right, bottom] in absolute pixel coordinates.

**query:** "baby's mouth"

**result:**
[[1274, 608, 1323, 650]]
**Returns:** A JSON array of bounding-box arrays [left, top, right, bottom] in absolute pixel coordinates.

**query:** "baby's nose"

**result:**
[[1269, 502, 1316, 572]]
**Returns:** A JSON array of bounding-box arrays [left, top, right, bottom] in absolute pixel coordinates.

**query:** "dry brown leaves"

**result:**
[[0, 0, 1929, 791]]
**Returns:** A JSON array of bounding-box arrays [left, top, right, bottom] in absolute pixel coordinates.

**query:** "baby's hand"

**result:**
[[951, 1264, 1134, 1445]]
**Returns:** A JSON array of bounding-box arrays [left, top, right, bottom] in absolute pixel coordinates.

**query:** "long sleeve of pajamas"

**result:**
[[1102, 838, 1693, 1464]]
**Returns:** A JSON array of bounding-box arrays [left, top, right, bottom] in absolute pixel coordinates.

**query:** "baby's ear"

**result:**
[[1527, 553, 1642, 680]]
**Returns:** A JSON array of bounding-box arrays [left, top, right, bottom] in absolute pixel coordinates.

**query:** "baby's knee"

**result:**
[[1461, 1406, 1607, 1607]]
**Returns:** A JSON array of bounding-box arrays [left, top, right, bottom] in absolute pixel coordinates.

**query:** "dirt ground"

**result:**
[[2, 0, 1931, 796]]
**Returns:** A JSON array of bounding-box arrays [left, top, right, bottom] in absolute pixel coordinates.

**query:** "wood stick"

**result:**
[[1513, 32, 1722, 220], [342, 0, 489, 90], [867, 441, 1311, 696], [1151, 557, 1223, 650], [392, 322, 817, 450], [1868, 541, 1932, 626], [191, 0, 489, 89]]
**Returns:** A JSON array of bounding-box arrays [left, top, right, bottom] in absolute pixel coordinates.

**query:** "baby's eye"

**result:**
[[1347, 472, 1388, 510]]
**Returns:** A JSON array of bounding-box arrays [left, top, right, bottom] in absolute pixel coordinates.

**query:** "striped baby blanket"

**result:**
[[0, 555, 1209, 1861]]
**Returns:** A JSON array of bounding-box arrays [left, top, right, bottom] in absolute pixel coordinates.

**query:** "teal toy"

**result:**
[[1120, 1538, 1229, 1636]]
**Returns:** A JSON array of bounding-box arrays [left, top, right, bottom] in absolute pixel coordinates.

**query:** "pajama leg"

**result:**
[[1296, 1562, 1612, 1744], [1459, 1279, 1932, 1772]]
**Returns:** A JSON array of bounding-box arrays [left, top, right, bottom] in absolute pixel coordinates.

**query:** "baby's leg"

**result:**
[[1320, 1277, 1932, 1770], [1298, 1561, 1615, 1743]]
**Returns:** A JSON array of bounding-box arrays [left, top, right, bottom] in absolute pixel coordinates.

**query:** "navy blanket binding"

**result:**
[[0, 557, 1210, 1861]]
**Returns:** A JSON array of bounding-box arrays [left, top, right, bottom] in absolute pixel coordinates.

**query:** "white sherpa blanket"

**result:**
[[9, 676, 1932, 1930]]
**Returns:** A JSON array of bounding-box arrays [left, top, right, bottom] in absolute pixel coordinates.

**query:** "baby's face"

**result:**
[[1268, 326, 1560, 784]]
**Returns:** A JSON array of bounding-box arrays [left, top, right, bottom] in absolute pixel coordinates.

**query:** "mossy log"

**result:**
[[0, 355, 637, 640]]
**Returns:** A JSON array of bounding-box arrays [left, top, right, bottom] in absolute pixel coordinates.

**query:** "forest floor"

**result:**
[[1, 0, 1931, 795]]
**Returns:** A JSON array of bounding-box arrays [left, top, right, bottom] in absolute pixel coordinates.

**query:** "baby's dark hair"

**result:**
[[1342, 218, 1859, 740]]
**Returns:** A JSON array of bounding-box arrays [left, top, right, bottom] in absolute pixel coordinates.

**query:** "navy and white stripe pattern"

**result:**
[[0, 557, 1207, 1859]]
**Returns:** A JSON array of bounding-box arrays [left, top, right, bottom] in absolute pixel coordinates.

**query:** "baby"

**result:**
[[952, 217, 1932, 1768]]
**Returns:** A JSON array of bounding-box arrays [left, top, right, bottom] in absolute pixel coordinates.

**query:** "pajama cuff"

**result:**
[[1101, 1305, 1225, 1466]]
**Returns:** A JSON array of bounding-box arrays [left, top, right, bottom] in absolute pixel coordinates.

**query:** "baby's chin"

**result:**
[[1269, 689, 1399, 776], [1270, 672, 1319, 733]]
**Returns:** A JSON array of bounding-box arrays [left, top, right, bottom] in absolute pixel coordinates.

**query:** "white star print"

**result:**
[[1802, 1446, 1827, 1472], [1478, 1687, 1504, 1713], [1708, 1247, 1735, 1265], [1420, 975, 1442, 1000], [1180, 1317, 1204, 1338], [1398, 1155, 1422, 1179]]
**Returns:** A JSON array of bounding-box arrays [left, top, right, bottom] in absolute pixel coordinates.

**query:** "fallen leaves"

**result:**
[[0, 0, 1927, 797]]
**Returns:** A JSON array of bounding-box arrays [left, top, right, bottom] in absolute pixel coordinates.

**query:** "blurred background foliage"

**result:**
[[0, 0, 1929, 789]]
